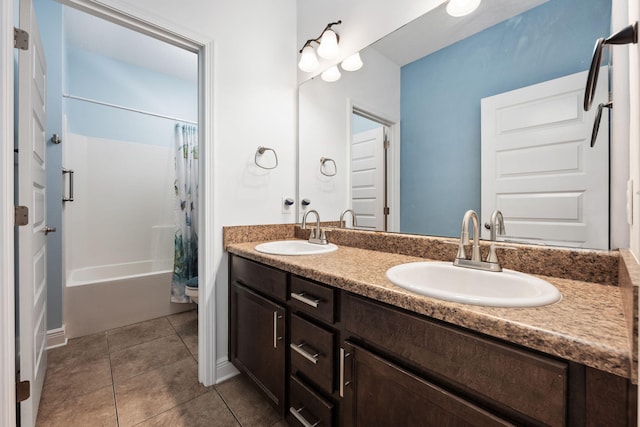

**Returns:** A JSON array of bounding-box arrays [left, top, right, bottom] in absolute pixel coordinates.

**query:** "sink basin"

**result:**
[[255, 240, 338, 256], [386, 262, 561, 307]]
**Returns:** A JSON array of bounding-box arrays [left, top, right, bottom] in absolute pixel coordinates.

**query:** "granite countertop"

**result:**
[[227, 240, 632, 380]]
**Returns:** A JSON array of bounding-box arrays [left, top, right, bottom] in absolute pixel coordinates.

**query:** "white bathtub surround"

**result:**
[[65, 261, 194, 338]]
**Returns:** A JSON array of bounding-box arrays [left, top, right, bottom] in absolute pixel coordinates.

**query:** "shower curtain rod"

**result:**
[[62, 93, 198, 125]]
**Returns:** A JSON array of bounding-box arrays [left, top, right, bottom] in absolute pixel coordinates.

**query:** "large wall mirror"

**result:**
[[298, 0, 616, 250]]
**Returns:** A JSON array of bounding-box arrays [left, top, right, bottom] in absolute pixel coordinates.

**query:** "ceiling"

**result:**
[[63, 6, 198, 83], [372, 0, 549, 66]]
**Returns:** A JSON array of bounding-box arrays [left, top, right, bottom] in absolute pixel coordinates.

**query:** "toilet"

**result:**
[[185, 285, 198, 304], [185, 277, 198, 304]]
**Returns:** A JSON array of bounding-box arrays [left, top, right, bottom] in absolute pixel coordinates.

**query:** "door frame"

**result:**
[[349, 102, 400, 232], [0, 0, 216, 423]]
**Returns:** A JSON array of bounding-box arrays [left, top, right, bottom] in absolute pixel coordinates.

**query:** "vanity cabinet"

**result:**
[[229, 256, 287, 414], [340, 341, 513, 427], [228, 254, 637, 426]]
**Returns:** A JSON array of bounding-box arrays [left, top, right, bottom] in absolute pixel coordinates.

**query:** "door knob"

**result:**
[[44, 226, 56, 235]]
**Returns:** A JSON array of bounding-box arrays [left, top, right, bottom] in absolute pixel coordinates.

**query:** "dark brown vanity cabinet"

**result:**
[[340, 341, 513, 427], [288, 276, 338, 427], [229, 255, 637, 427], [229, 256, 287, 414]]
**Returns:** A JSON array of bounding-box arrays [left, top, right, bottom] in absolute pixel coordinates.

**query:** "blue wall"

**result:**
[[65, 46, 197, 146], [400, 0, 611, 236]]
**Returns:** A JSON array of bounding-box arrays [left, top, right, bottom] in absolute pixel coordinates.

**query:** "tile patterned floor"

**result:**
[[36, 310, 286, 427]]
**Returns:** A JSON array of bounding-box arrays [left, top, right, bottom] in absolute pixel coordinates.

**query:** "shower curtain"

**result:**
[[171, 124, 198, 303]]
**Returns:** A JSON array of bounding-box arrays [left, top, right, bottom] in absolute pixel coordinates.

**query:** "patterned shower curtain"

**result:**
[[171, 124, 198, 303]]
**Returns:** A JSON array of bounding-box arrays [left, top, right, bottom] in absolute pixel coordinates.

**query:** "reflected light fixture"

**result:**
[[341, 52, 363, 71], [321, 65, 342, 82], [298, 20, 342, 72], [446, 0, 481, 17]]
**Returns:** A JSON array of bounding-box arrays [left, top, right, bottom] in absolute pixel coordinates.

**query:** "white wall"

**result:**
[[297, 0, 445, 83], [298, 48, 400, 221], [92, 0, 298, 372]]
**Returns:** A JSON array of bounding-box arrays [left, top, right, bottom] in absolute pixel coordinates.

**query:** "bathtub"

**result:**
[[65, 260, 195, 338]]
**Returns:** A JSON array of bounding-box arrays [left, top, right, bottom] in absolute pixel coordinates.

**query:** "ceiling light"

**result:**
[[341, 52, 363, 71], [298, 45, 319, 72], [446, 0, 481, 17], [321, 65, 341, 82]]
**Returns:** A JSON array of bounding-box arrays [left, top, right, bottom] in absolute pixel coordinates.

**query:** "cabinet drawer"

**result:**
[[230, 256, 287, 302], [289, 375, 334, 427], [290, 276, 335, 323], [344, 294, 568, 427], [290, 313, 335, 394]]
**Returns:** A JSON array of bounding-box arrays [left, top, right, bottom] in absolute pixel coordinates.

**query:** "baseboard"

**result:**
[[215, 358, 239, 384], [46, 326, 67, 349]]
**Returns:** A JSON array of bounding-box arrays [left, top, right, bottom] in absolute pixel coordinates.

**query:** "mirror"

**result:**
[[298, 0, 613, 249]]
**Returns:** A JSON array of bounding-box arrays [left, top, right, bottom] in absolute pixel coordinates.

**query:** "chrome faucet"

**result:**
[[453, 209, 502, 272], [486, 210, 506, 266], [301, 209, 328, 245], [339, 209, 358, 228]]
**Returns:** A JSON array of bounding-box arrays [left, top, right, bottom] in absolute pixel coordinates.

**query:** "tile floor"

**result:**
[[36, 310, 287, 427]]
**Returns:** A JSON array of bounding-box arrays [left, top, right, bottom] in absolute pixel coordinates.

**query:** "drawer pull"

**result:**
[[290, 342, 320, 364], [289, 406, 320, 427], [339, 347, 352, 398], [291, 291, 321, 308]]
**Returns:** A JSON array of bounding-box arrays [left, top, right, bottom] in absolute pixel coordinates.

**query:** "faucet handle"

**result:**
[[309, 228, 316, 239]]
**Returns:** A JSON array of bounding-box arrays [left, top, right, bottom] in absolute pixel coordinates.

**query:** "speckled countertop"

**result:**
[[226, 240, 633, 380]]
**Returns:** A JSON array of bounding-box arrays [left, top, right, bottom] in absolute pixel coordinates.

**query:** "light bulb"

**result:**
[[341, 52, 363, 71], [317, 29, 339, 59], [298, 45, 319, 72], [321, 65, 341, 82], [446, 0, 481, 17]]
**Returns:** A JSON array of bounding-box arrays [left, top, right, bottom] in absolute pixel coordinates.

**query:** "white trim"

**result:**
[[56, 0, 217, 386], [0, 0, 16, 424], [215, 358, 240, 384], [46, 326, 67, 349]]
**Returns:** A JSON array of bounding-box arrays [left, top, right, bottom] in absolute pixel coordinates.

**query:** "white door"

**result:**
[[481, 68, 609, 249], [17, 0, 48, 424], [351, 127, 386, 230]]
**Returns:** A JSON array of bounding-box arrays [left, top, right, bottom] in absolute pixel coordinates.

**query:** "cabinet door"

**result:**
[[341, 342, 514, 427], [230, 283, 286, 414]]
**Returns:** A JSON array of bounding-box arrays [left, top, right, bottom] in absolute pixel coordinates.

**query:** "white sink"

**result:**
[[386, 262, 561, 307], [255, 240, 338, 256]]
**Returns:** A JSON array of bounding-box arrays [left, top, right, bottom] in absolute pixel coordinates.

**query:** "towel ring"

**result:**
[[320, 157, 337, 177], [584, 22, 637, 111], [255, 146, 278, 170]]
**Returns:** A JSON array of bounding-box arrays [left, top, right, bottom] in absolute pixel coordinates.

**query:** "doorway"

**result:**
[[59, 6, 199, 337], [350, 108, 396, 231]]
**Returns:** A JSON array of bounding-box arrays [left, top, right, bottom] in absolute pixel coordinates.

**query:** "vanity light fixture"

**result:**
[[341, 52, 363, 71], [298, 20, 342, 72], [321, 65, 342, 82], [446, 0, 481, 17]]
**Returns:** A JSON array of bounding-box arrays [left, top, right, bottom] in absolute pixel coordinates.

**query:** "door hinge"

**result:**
[[16, 381, 30, 402], [13, 28, 29, 50], [15, 206, 29, 226], [383, 206, 390, 215]]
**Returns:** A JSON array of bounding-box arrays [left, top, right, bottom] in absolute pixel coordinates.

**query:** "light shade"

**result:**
[[446, 0, 481, 17], [321, 65, 341, 82], [298, 45, 319, 72], [317, 29, 340, 59], [341, 52, 363, 71]]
